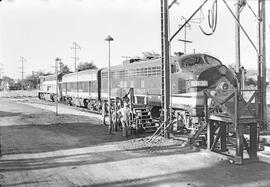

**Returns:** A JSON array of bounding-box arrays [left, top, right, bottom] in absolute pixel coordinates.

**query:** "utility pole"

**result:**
[[71, 41, 81, 98], [161, 0, 170, 138], [235, 0, 241, 87], [258, 0, 267, 129], [19, 56, 26, 90], [71, 41, 81, 72]]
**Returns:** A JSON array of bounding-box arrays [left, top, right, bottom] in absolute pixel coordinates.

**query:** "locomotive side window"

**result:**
[[103, 66, 162, 79], [181, 56, 204, 67], [205, 55, 221, 65]]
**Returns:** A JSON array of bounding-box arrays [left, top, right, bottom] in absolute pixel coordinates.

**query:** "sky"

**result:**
[[0, 0, 269, 79]]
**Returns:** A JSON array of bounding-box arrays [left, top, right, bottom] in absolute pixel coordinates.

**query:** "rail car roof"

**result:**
[[39, 74, 56, 81], [101, 57, 175, 72], [62, 69, 98, 83]]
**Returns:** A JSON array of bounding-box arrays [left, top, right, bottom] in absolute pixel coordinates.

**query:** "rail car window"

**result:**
[[181, 56, 204, 67], [205, 55, 221, 65], [67, 82, 77, 92], [77, 82, 88, 92], [102, 66, 161, 78]]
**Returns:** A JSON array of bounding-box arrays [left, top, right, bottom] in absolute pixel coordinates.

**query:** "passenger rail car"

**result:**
[[38, 74, 59, 101], [61, 69, 99, 109], [39, 53, 237, 127]]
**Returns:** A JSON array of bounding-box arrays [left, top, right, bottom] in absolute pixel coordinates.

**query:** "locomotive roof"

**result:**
[[102, 53, 210, 71], [102, 57, 173, 71]]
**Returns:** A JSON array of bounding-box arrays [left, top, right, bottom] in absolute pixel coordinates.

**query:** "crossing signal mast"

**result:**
[[160, 0, 267, 136]]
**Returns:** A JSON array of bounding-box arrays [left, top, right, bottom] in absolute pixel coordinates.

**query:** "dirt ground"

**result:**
[[0, 91, 270, 187]]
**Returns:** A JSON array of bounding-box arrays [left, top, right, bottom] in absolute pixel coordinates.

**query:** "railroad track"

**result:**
[[35, 98, 103, 115]]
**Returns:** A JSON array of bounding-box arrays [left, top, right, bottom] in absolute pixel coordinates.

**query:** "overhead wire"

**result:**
[[199, 0, 218, 36]]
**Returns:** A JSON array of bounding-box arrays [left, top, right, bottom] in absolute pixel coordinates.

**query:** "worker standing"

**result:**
[[102, 100, 109, 126], [117, 102, 131, 137]]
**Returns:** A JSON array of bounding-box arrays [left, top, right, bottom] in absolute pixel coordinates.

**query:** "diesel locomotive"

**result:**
[[38, 53, 237, 128]]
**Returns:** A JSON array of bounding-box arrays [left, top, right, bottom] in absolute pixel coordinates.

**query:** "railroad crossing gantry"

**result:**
[[161, 0, 267, 163]]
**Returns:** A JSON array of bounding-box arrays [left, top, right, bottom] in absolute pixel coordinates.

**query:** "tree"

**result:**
[[0, 76, 15, 90], [23, 70, 47, 89], [60, 63, 71, 74], [142, 51, 160, 60], [77, 62, 97, 71]]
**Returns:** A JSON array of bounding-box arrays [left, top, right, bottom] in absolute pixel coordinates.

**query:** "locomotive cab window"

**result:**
[[181, 56, 204, 68], [205, 55, 221, 65]]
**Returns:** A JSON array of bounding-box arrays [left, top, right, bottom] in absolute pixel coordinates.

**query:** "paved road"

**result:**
[[1, 98, 270, 187]]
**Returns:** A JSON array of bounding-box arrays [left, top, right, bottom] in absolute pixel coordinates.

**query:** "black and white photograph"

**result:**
[[0, 0, 270, 186]]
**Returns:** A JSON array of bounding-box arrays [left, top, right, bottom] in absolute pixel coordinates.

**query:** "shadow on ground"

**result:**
[[0, 143, 197, 172], [0, 120, 146, 155], [0, 111, 22, 117], [86, 160, 270, 187]]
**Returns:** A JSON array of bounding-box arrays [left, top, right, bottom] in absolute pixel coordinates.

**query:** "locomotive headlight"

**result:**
[[219, 82, 229, 90], [218, 65, 227, 75]]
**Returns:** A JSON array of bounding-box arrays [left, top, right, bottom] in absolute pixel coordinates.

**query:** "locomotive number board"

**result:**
[[190, 80, 208, 87]]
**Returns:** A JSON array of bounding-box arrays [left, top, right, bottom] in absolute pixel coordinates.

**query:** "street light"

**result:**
[[105, 35, 114, 134]]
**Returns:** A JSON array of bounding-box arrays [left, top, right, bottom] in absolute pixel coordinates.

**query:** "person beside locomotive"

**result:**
[[102, 100, 109, 126], [117, 102, 131, 137]]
